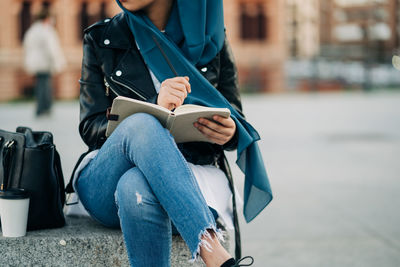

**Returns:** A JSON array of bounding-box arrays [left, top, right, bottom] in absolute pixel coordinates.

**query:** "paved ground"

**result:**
[[1, 91, 400, 267]]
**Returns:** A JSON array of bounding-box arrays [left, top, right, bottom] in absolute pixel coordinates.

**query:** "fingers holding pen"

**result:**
[[174, 76, 191, 93], [157, 76, 191, 110], [169, 83, 188, 99]]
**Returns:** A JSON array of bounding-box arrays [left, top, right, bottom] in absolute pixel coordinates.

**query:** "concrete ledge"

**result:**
[[0, 216, 229, 266]]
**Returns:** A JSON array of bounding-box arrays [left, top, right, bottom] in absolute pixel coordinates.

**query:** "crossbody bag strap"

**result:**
[[220, 154, 242, 260]]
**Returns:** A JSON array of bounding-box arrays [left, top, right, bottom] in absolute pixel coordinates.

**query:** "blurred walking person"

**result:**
[[23, 8, 65, 117]]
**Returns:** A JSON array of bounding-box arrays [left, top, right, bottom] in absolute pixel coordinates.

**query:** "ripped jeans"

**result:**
[[75, 113, 219, 267]]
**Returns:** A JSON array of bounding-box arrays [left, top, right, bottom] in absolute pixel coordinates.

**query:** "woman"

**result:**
[[67, 0, 272, 266]]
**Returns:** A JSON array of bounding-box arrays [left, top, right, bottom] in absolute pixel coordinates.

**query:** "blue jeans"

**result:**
[[76, 113, 218, 267]]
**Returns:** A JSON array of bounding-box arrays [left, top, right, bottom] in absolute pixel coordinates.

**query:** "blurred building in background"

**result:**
[[0, 0, 120, 102], [1, 0, 399, 101], [286, 0, 320, 59], [0, 0, 285, 101], [224, 0, 286, 93], [320, 0, 399, 62], [286, 0, 400, 91]]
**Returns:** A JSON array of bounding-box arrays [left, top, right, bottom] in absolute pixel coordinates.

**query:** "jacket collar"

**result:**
[[99, 13, 157, 99], [100, 13, 133, 49]]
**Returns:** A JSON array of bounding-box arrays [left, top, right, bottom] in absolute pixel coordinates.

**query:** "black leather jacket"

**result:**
[[78, 13, 243, 165]]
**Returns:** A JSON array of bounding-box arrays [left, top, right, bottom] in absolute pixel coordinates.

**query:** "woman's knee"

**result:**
[[113, 113, 171, 152], [118, 113, 162, 136], [115, 168, 159, 213]]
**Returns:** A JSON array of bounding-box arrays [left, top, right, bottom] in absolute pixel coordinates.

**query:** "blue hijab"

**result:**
[[115, 0, 272, 222]]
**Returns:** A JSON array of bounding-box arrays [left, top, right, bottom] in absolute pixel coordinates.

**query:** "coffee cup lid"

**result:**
[[0, 188, 29, 199]]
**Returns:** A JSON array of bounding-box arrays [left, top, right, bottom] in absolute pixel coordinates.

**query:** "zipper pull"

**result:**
[[104, 78, 110, 96], [214, 154, 220, 168]]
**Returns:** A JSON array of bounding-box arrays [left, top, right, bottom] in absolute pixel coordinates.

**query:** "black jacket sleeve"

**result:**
[[78, 33, 111, 150]]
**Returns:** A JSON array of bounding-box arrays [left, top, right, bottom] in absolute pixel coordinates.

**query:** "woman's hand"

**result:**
[[194, 115, 236, 145], [157, 76, 191, 110]]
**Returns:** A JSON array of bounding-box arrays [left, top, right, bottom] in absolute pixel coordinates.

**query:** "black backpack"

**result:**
[[0, 127, 65, 230]]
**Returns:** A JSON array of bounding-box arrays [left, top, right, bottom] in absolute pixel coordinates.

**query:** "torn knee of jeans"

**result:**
[[135, 191, 143, 204]]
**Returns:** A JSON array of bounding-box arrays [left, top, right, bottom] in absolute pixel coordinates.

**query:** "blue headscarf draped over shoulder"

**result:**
[[115, 0, 273, 223]]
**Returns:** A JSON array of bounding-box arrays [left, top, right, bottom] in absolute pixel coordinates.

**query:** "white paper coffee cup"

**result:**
[[0, 189, 30, 237]]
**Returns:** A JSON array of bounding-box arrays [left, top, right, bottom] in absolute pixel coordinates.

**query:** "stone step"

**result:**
[[0, 216, 229, 266]]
